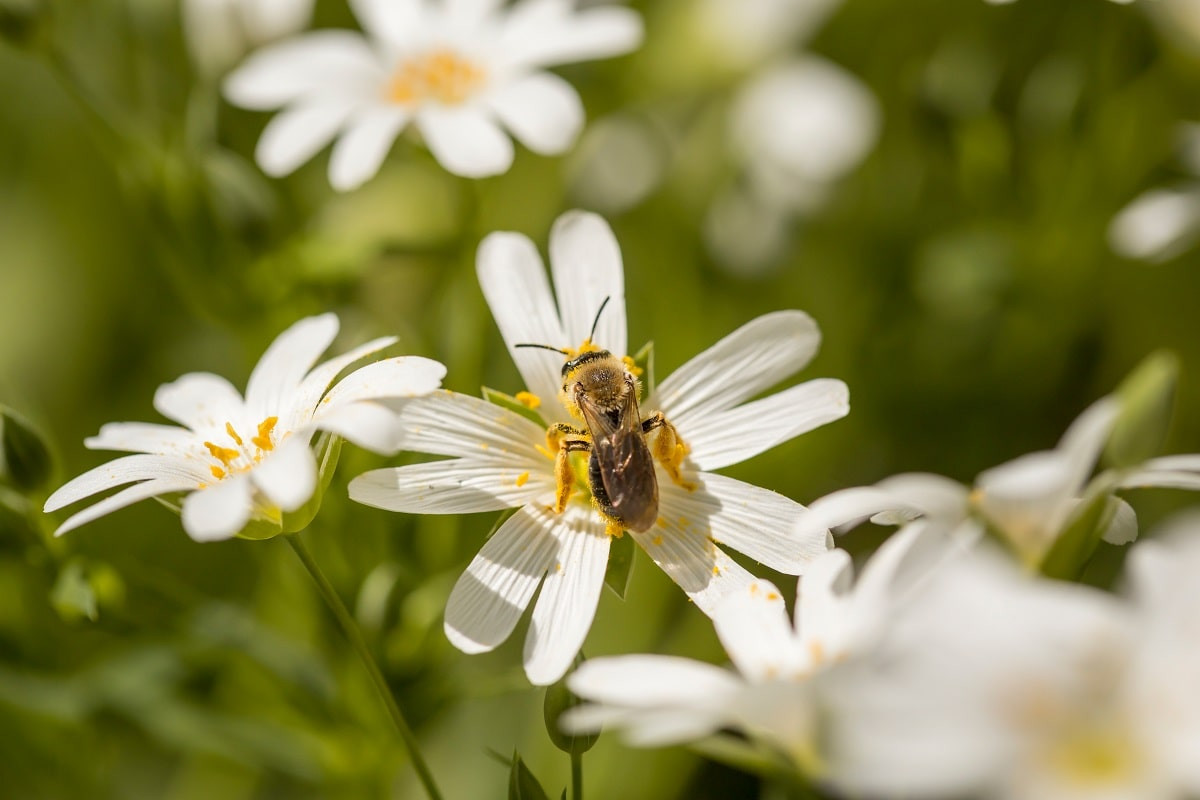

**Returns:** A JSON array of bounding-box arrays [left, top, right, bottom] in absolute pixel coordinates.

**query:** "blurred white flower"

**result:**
[[565, 527, 930, 766], [44, 314, 445, 542], [694, 0, 840, 70], [827, 540, 1200, 800], [1110, 124, 1200, 262], [183, 0, 315, 76], [349, 210, 848, 685], [795, 397, 1140, 567], [224, 0, 643, 190]]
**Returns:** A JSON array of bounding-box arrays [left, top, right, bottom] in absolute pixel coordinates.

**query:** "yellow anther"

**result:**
[[515, 391, 541, 410], [622, 355, 643, 377], [204, 441, 239, 467], [516, 471, 530, 487], [210, 465, 226, 480], [767, 591, 781, 601], [224, 422, 244, 446], [564, 338, 601, 358], [252, 417, 278, 452], [387, 49, 486, 106]]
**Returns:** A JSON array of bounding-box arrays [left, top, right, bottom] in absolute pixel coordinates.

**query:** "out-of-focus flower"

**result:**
[[827, 537, 1200, 800], [45, 314, 445, 542], [349, 210, 848, 685], [1110, 124, 1200, 262], [183, 0, 315, 76], [564, 526, 932, 768], [224, 0, 643, 190], [692, 0, 840, 73]]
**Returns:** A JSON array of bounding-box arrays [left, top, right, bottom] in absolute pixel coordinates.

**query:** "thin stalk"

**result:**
[[571, 751, 583, 800], [286, 533, 443, 800]]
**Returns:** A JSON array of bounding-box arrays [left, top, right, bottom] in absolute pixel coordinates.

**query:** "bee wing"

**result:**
[[578, 386, 659, 532]]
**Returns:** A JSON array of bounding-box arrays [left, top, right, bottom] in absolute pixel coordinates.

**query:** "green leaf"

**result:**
[[1038, 490, 1113, 580], [1104, 351, 1179, 469], [543, 656, 599, 755], [603, 531, 634, 600], [630, 340, 655, 399], [0, 405, 53, 494], [51, 559, 98, 622], [482, 386, 547, 427], [508, 752, 551, 800]]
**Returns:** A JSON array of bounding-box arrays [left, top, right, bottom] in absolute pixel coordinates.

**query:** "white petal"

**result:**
[[321, 356, 446, 407], [223, 31, 384, 110], [501, 3, 643, 69], [445, 0, 503, 24], [1100, 497, 1138, 545], [288, 336, 397, 429], [476, 232, 570, 407], [328, 106, 411, 191], [679, 378, 848, 471], [348, 0, 424, 50], [52, 477, 200, 536], [649, 310, 822, 424], [45, 454, 207, 511], [975, 450, 1077, 542], [390, 391, 548, 460], [350, 457, 552, 514], [444, 503, 560, 653], [153, 372, 246, 435], [793, 474, 969, 541], [629, 523, 756, 616], [874, 473, 972, 518], [523, 505, 610, 685], [795, 547, 853, 644], [254, 100, 360, 178], [312, 402, 400, 453], [245, 313, 339, 421], [416, 106, 514, 178], [486, 71, 584, 156], [1140, 454, 1200, 472], [250, 435, 317, 511], [1056, 396, 1118, 489], [713, 579, 804, 680], [1108, 187, 1200, 262], [549, 210, 626, 356], [181, 475, 255, 542], [84, 422, 200, 455], [659, 474, 829, 575], [1119, 469, 1200, 491], [568, 654, 741, 708]]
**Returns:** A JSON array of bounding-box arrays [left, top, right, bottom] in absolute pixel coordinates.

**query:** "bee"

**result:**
[[517, 299, 689, 535]]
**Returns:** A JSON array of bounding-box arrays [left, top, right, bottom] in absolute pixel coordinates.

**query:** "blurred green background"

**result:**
[[3, 0, 1200, 797]]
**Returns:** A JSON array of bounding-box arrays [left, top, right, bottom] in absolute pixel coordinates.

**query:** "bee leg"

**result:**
[[642, 412, 696, 490], [547, 424, 590, 513]]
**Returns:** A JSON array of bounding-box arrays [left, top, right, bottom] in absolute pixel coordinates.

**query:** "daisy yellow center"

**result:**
[[386, 49, 486, 106], [1043, 725, 1142, 787], [203, 417, 279, 480]]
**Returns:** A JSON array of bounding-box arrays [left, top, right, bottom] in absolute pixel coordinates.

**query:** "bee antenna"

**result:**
[[588, 296, 611, 342], [514, 343, 570, 355]]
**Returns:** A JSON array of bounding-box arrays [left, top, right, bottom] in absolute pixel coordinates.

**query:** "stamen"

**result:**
[[252, 417, 278, 452], [387, 49, 487, 107], [225, 422, 244, 446], [622, 355, 643, 376], [210, 465, 226, 480], [516, 471, 530, 487], [204, 441, 239, 467], [515, 391, 541, 410]]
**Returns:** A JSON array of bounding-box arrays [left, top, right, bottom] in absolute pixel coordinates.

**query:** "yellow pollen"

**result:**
[[712, 565, 721, 576], [516, 471, 530, 487], [252, 417, 278, 452], [652, 535, 663, 546], [749, 584, 760, 595], [515, 391, 541, 410], [555, 562, 563, 572], [536, 444, 554, 460], [480, 442, 490, 450], [622, 355, 643, 377], [564, 338, 601, 358], [605, 519, 625, 538], [678, 516, 690, 527], [204, 441, 239, 467], [767, 592, 780, 601], [809, 640, 825, 664], [224, 422, 244, 446], [210, 465, 226, 480], [387, 49, 486, 106]]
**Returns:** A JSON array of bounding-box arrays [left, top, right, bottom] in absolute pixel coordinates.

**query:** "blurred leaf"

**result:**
[[482, 386, 547, 427], [543, 657, 598, 756], [0, 405, 53, 493], [1105, 351, 1179, 469], [50, 558, 97, 622], [0, 0, 43, 48], [1038, 490, 1112, 580], [508, 752, 551, 800], [603, 531, 634, 600]]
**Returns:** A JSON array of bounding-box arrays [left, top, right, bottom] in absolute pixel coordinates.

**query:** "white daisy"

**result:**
[[183, 0, 315, 75], [563, 527, 930, 768], [349, 210, 849, 685], [223, 0, 643, 190], [794, 396, 1142, 568], [44, 314, 446, 542]]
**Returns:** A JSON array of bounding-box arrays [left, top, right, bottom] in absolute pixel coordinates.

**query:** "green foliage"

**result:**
[[0, 405, 53, 494], [1105, 350, 1179, 468], [508, 752, 552, 800], [543, 658, 599, 756]]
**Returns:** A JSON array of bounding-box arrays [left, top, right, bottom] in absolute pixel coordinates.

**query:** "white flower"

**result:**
[[349, 210, 849, 685], [223, 0, 643, 190], [183, 0, 315, 75], [44, 314, 445, 542], [1110, 124, 1200, 262], [827, 540, 1200, 800], [563, 527, 929, 765], [795, 397, 1141, 567]]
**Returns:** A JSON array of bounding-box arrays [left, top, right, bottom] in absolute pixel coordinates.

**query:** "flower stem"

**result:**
[[286, 533, 444, 800], [571, 751, 583, 800]]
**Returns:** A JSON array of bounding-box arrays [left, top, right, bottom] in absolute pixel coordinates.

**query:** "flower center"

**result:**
[[203, 417, 278, 480], [386, 49, 486, 107]]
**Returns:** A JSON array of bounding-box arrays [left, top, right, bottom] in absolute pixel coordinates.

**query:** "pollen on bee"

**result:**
[[515, 471, 530, 487], [621, 355, 643, 377], [515, 391, 541, 410]]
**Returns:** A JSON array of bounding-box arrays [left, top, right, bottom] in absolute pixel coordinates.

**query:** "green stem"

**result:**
[[286, 533, 444, 800], [571, 751, 583, 800]]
